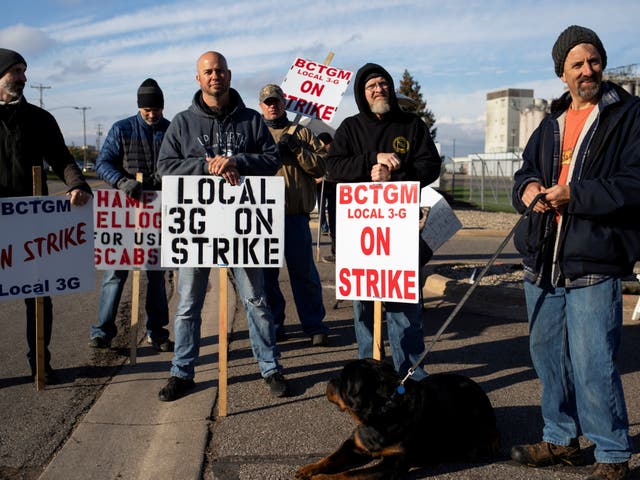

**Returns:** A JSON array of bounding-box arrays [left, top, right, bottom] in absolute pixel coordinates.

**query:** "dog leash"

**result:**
[[396, 192, 547, 394]]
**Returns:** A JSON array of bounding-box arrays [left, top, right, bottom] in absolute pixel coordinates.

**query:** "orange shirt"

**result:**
[[559, 105, 596, 186]]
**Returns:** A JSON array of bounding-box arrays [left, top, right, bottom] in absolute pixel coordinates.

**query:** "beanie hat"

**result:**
[[137, 78, 164, 108], [552, 25, 607, 77], [0, 48, 27, 78]]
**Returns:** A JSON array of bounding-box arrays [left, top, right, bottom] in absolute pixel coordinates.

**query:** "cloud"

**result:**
[[0, 24, 55, 57]]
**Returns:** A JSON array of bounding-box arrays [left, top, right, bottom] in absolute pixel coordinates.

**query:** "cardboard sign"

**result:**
[[161, 176, 284, 268], [335, 182, 420, 303], [93, 189, 164, 270], [0, 196, 95, 301], [281, 57, 352, 122], [420, 186, 462, 252]]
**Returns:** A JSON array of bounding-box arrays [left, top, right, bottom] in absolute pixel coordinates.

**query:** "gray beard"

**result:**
[[577, 81, 600, 101], [370, 98, 390, 115]]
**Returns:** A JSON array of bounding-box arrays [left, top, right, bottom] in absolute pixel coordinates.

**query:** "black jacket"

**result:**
[[0, 97, 91, 197], [325, 63, 441, 187], [512, 81, 640, 281]]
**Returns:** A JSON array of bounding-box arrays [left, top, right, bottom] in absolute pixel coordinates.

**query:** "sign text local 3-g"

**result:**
[[0, 197, 95, 301], [161, 176, 284, 268], [281, 57, 352, 123], [336, 182, 420, 303]]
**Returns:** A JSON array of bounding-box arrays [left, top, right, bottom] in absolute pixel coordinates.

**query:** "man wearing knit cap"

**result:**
[[325, 63, 441, 381], [0, 48, 92, 385], [89, 78, 174, 353], [510, 26, 639, 480]]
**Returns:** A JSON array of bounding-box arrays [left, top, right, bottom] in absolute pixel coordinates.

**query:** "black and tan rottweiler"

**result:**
[[296, 359, 500, 479]]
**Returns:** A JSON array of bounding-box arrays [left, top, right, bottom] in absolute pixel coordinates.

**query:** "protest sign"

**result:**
[[281, 57, 352, 122], [419, 186, 462, 252], [93, 189, 163, 270], [335, 182, 420, 303], [0, 196, 95, 301], [161, 176, 284, 268]]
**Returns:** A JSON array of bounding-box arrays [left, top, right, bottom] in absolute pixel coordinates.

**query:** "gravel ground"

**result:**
[[453, 207, 521, 231]]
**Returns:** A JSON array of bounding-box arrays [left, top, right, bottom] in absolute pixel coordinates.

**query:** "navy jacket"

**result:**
[[96, 112, 170, 190], [512, 81, 640, 281]]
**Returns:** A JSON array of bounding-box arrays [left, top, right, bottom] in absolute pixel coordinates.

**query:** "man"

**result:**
[[325, 63, 441, 380], [316, 132, 338, 264], [0, 48, 92, 384], [510, 26, 638, 480], [258, 84, 330, 346], [156, 51, 287, 401], [89, 78, 173, 352]]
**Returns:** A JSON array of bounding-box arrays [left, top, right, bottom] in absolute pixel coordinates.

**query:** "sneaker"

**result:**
[[511, 439, 583, 467], [158, 376, 195, 402], [322, 254, 335, 263], [147, 335, 174, 352], [311, 333, 329, 347], [265, 372, 289, 398], [584, 462, 629, 480], [88, 336, 111, 349]]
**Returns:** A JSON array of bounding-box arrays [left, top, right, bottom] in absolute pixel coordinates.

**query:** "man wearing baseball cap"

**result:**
[[510, 26, 639, 480], [0, 48, 92, 384]]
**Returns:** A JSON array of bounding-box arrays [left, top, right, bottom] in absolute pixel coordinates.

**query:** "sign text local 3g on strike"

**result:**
[[161, 176, 285, 268], [336, 182, 420, 303]]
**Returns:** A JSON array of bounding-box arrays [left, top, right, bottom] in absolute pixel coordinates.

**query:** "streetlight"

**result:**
[[49, 105, 91, 169]]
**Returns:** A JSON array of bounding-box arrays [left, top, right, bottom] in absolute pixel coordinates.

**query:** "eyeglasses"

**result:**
[[365, 81, 390, 92]]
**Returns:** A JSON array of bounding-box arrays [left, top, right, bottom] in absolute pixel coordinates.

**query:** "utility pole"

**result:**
[[73, 106, 91, 170], [96, 123, 104, 152], [31, 83, 51, 108]]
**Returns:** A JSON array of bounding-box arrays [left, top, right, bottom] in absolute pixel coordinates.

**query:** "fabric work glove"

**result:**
[[278, 133, 302, 156], [117, 178, 143, 199]]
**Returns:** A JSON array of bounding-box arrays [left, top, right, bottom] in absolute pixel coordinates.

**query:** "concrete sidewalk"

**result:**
[[38, 228, 640, 480]]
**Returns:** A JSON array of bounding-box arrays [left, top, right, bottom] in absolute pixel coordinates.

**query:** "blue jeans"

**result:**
[[264, 214, 328, 337], [171, 267, 281, 380], [316, 183, 328, 231], [91, 269, 169, 342], [353, 300, 427, 380], [524, 278, 632, 463]]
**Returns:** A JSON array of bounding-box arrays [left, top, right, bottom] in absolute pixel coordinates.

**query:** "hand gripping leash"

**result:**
[[396, 193, 547, 394]]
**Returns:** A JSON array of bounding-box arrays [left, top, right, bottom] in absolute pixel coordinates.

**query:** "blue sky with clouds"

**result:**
[[3, 0, 640, 157]]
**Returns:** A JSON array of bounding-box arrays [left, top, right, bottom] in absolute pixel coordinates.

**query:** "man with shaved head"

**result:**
[[157, 51, 287, 401]]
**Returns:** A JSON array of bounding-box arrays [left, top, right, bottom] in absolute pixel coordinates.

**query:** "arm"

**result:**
[[398, 120, 441, 187], [157, 117, 209, 176], [95, 123, 126, 187], [325, 120, 376, 182], [286, 126, 326, 178], [229, 114, 281, 176]]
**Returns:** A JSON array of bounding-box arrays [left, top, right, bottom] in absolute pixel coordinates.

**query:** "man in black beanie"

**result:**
[[1, 48, 92, 385], [89, 78, 174, 353], [510, 26, 638, 480]]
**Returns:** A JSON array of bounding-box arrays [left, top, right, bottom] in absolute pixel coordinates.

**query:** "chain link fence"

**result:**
[[438, 153, 523, 212]]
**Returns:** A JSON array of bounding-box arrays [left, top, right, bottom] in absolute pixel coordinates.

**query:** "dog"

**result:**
[[295, 359, 500, 479]]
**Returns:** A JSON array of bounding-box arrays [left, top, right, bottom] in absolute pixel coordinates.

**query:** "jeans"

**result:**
[[353, 300, 427, 381], [25, 296, 52, 373], [264, 214, 328, 337], [171, 267, 281, 380], [91, 269, 169, 342], [524, 278, 632, 463], [316, 183, 328, 231]]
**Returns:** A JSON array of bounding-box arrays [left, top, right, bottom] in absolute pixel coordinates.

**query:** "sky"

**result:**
[[2, 0, 640, 158]]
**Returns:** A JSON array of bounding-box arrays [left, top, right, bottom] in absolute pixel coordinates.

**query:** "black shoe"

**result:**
[[322, 254, 335, 263], [88, 336, 111, 349], [265, 372, 289, 397], [311, 333, 329, 347], [158, 376, 195, 402], [31, 367, 60, 385], [147, 335, 174, 352]]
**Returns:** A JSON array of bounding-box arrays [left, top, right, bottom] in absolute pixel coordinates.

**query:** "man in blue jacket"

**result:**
[[89, 79, 173, 353], [156, 51, 287, 401], [510, 26, 639, 480]]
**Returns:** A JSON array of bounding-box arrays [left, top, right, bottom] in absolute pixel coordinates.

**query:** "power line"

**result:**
[[31, 83, 51, 108]]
